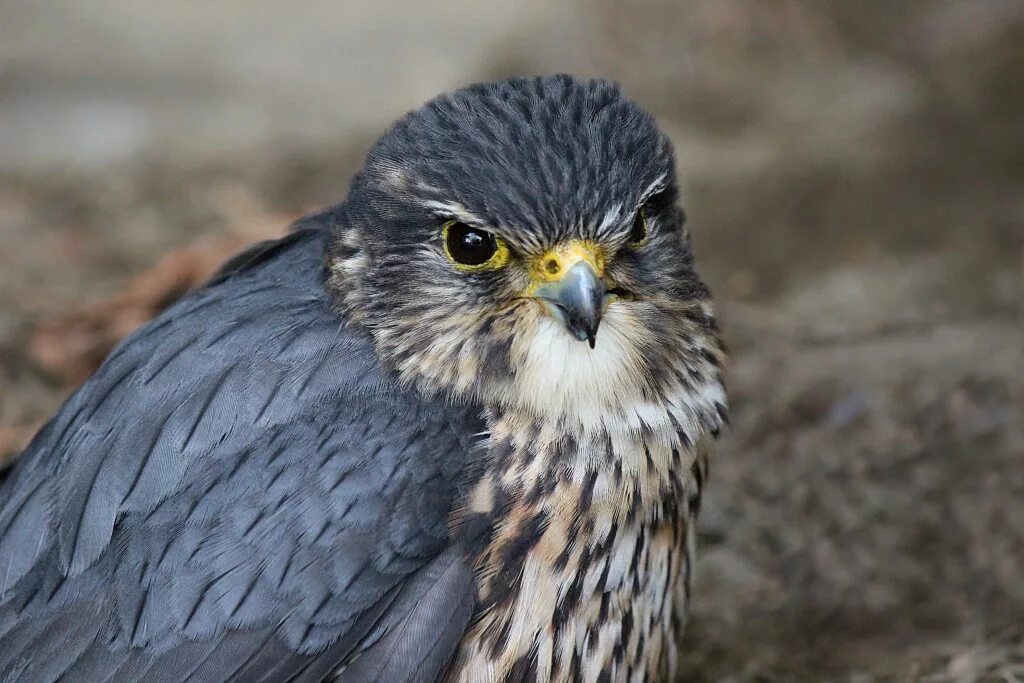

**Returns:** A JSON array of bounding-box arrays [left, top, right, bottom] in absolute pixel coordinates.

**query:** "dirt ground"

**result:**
[[1, 2, 1022, 680]]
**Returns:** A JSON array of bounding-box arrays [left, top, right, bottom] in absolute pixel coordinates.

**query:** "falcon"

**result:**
[[0, 75, 727, 682]]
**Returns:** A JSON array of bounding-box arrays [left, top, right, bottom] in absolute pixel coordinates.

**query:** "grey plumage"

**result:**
[[0, 218, 480, 681]]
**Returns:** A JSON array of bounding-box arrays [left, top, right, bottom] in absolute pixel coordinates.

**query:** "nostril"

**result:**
[[545, 259, 560, 275]]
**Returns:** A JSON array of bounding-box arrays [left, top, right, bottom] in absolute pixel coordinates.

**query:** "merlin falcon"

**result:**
[[0, 75, 727, 682]]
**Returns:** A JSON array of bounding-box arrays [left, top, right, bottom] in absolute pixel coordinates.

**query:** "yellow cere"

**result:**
[[530, 239, 606, 287]]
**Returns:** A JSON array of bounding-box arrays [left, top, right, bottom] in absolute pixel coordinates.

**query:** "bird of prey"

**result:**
[[0, 75, 727, 682]]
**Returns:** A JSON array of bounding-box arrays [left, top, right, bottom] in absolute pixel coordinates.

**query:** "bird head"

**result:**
[[329, 75, 724, 434]]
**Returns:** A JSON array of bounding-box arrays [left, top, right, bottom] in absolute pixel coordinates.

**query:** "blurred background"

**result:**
[[1, 1, 1022, 679]]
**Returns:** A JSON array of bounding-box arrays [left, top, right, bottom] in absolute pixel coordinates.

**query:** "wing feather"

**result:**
[[0, 218, 482, 682]]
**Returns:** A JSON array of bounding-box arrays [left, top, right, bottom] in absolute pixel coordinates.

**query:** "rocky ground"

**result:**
[[1, 1, 1022, 680]]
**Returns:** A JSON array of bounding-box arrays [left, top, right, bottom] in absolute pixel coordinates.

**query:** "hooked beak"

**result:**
[[530, 242, 608, 349]]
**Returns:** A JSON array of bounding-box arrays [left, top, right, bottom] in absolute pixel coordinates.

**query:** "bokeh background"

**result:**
[[1, 1, 1022, 679]]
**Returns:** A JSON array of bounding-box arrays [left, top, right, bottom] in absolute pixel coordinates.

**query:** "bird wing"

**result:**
[[0, 218, 482, 682]]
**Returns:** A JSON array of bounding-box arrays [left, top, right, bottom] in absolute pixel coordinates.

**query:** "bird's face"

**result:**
[[330, 76, 724, 434]]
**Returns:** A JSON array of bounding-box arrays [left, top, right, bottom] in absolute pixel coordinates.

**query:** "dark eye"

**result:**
[[443, 221, 505, 269], [627, 209, 649, 247]]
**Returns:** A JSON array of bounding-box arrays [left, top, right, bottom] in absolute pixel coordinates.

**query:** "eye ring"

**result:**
[[627, 208, 649, 248], [442, 221, 510, 271]]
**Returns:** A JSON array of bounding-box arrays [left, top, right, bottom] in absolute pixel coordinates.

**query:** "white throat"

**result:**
[[496, 305, 726, 449]]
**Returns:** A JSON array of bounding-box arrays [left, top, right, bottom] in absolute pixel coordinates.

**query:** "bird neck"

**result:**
[[467, 379, 718, 522]]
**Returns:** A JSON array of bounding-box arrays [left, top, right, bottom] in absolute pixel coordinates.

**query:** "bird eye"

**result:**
[[627, 209, 649, 248], [442, 221, 509, 270]]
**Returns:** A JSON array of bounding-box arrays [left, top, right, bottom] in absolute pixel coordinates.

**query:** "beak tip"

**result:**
[[533, 260, 606, 347]]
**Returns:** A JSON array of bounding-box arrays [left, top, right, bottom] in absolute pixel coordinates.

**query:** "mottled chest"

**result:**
[[446, 429, 707, 683]]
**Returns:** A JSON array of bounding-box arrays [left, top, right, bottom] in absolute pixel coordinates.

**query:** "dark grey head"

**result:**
[[330, 75, 724, 431]]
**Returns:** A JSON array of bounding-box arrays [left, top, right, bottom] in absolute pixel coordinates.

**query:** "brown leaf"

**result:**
[[27, 234, 266, 384]]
